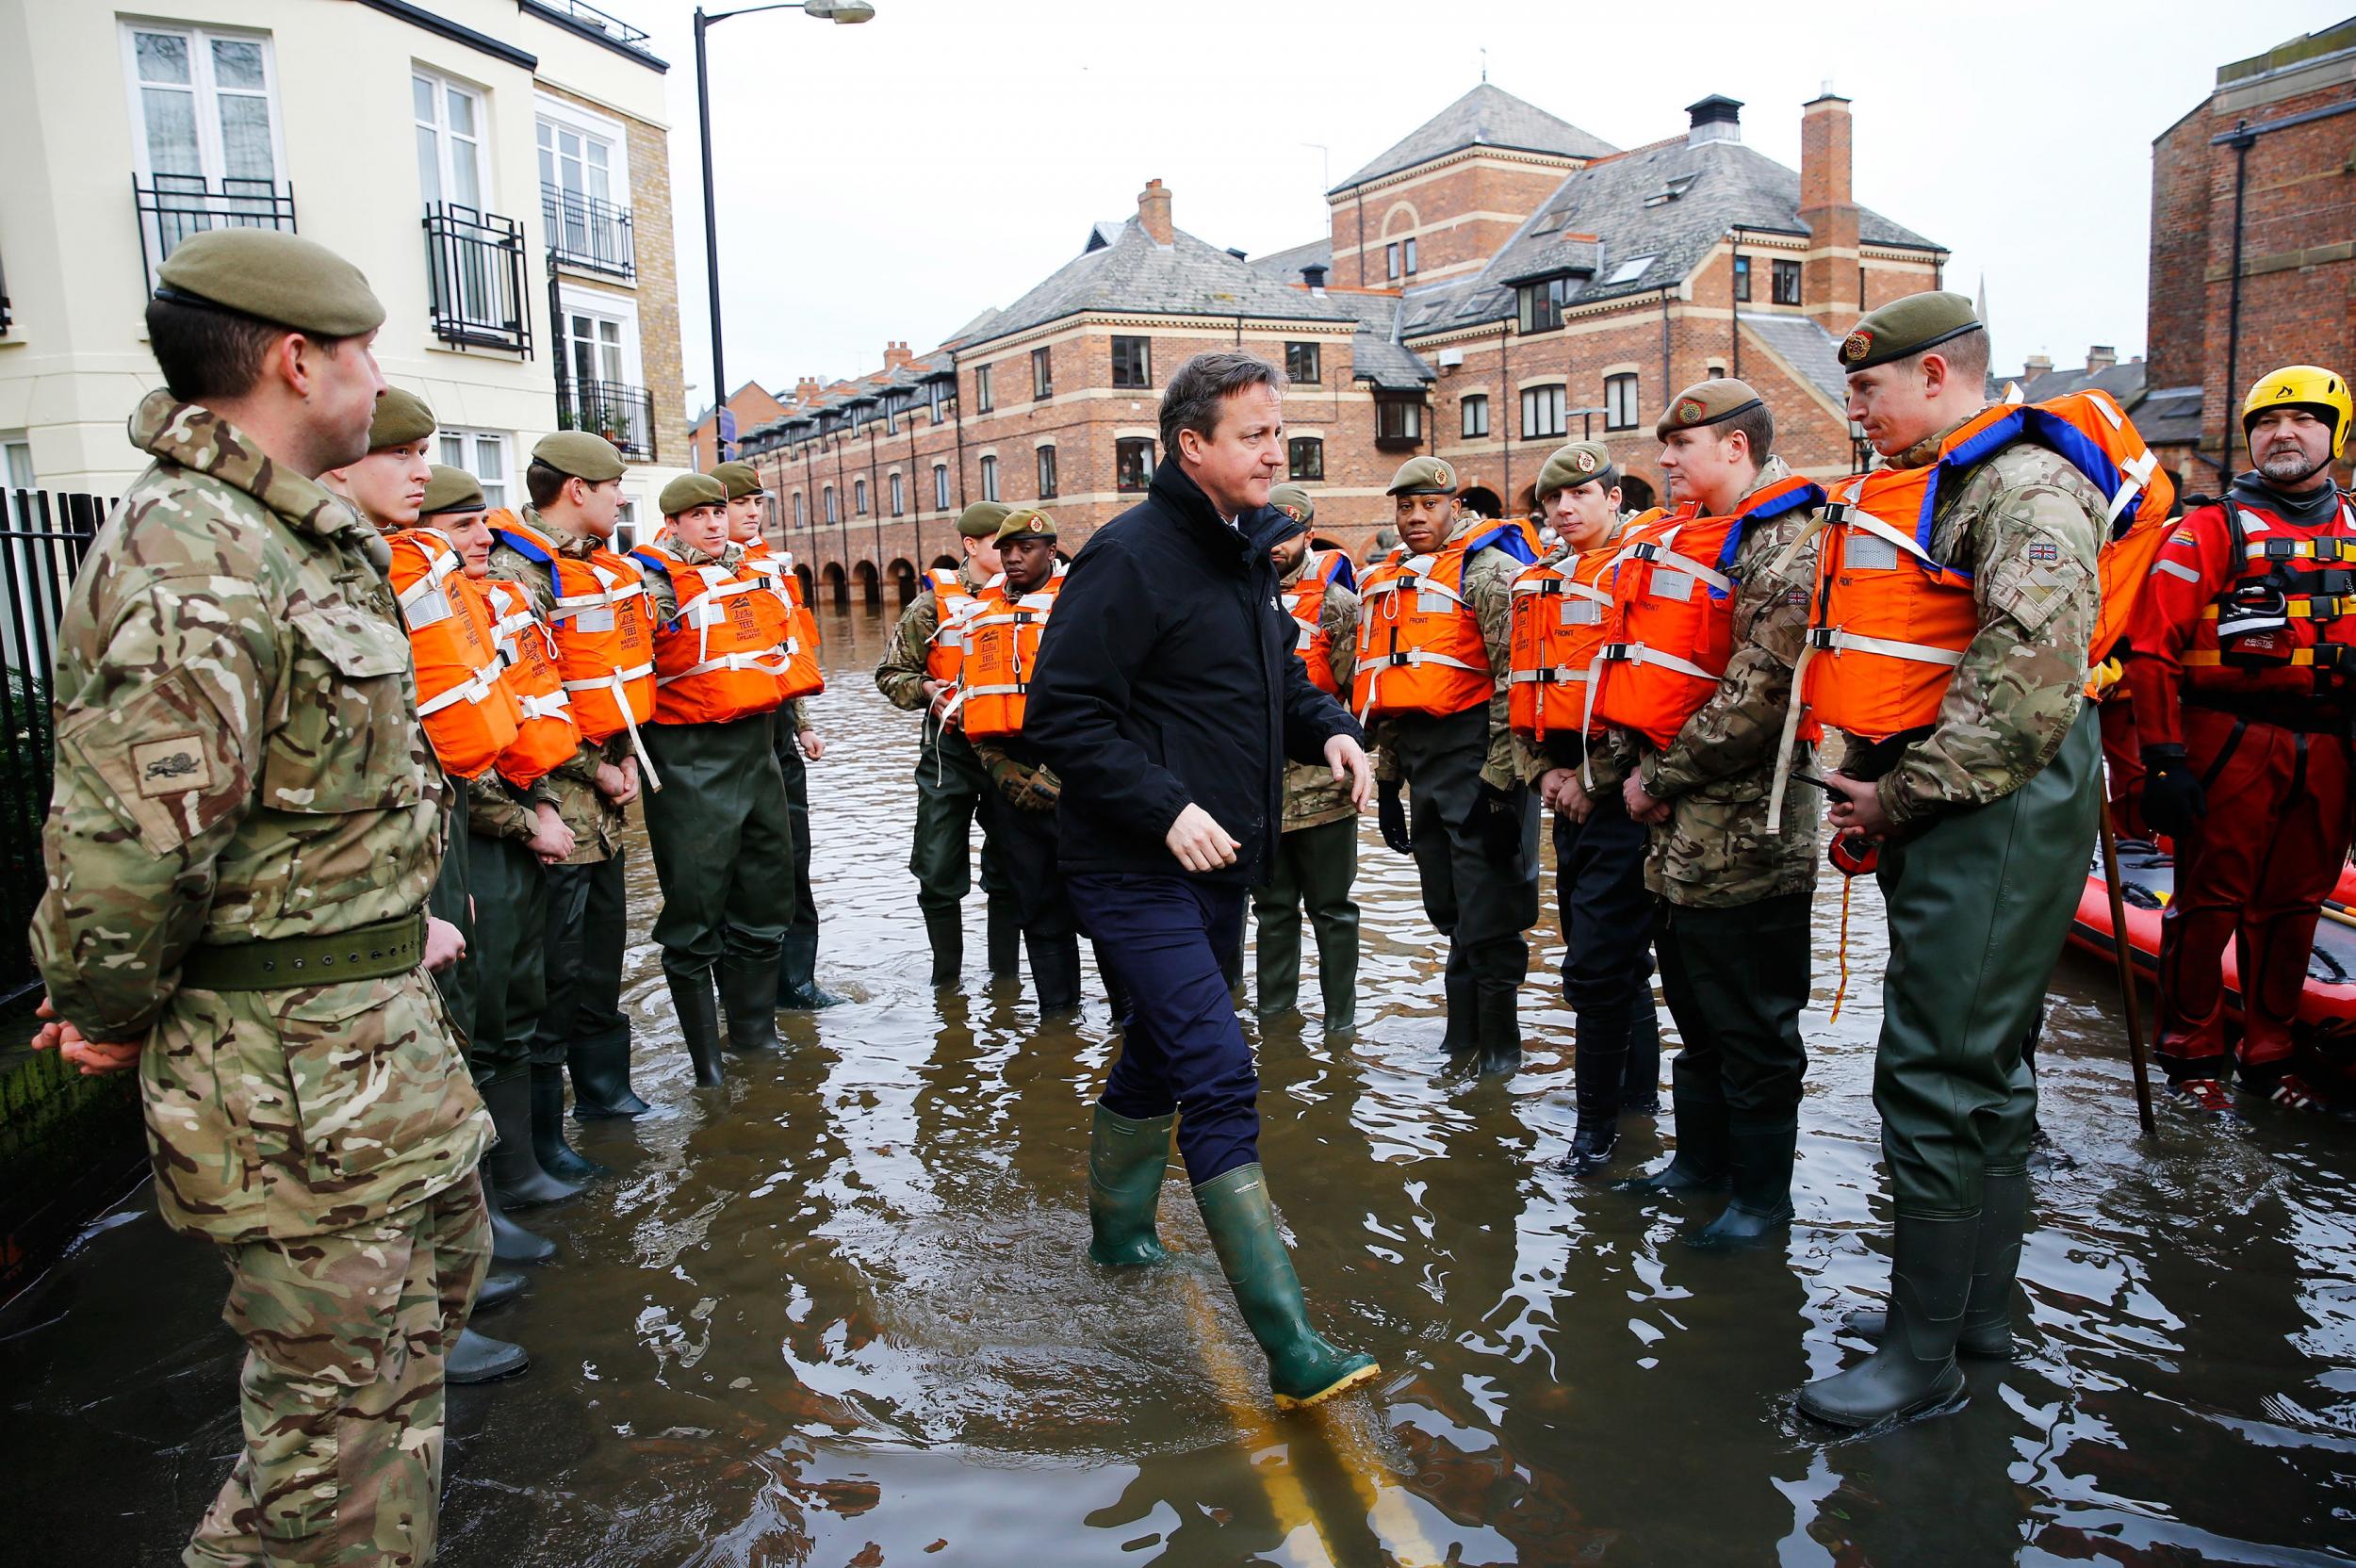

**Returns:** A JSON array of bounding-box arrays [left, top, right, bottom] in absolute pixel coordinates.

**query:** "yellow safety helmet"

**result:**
[[2242, 365, 2350, 460]]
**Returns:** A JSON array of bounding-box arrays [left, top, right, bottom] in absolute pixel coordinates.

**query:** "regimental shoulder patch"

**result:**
[[1841, 329, 1873, 365], [133, 736, 210, 797], [2027, 539, 2060, 564]]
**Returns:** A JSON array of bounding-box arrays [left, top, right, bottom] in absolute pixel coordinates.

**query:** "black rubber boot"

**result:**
[[1842, 1170, 2028, 1361], [1028, 932, 1082, 1015], [987, 900, 1022, 978], [717, 956, 781, 1055], [1254, 910, 1301, 1019], [1318, 934, 1358, 1037], [1619, 1004, 1662, 1116], [778, 932, 847, 1009], [1476, 986, 1523, 1077], [1193, 1164, 1381, 1411], [1561, 1039, 1627, 1178], [1087, 1106, 1174, 1266], [447, 1326, 530, 1384], [924, 909, 964, 987], [1617, 1090, 1730, 1196], [669, 969, 726, 1088], [1685, 1114, 1797, 1250], [531, 1064, 608, 1184], [473, 1271, 527, 1313], [484, 1177, 555, 1265], [1439, 970, 1478, 1058], [569, 1031, 650, 1119], [482, 1072, 580, 1209], [1798, 1214, 1975, 1429]]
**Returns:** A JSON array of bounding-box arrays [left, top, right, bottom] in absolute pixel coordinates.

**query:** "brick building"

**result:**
[[742, 85, 1946, 607], [688, 378, 790, 470], [2146, 16, 2356, 488]]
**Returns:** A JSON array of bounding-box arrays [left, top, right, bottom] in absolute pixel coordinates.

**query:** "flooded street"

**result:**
[[7, 599, 2355, 1566]]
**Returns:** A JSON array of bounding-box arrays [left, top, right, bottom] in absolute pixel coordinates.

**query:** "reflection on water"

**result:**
[[5, 601, 2353, 1566]]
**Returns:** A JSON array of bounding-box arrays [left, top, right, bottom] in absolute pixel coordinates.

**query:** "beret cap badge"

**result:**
[[1841, 329, 1874, 365], [1676, 399, 1704, 423]]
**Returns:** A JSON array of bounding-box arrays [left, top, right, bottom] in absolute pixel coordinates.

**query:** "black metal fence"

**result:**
[[132, 173, 298, 293], [542, 185, 636, 280], [1, 488, 142, 1302], [557, 377, 657, 460], [425, 203, 532, 356]]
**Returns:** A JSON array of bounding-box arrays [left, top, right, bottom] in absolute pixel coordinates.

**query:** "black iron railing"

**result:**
[[556, 378, 655, 460], [542, 186, 635, 280], [132, 173, 296, 293], [423, 204, 532, 355]]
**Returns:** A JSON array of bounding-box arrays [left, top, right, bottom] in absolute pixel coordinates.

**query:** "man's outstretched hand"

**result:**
[[1166, 803, 1240, 873], [30, 996, 140, 1076], [1324, 733, 1374, 812]]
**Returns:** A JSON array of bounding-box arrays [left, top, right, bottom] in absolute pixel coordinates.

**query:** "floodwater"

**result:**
[[6, 599, 2354, 1567]]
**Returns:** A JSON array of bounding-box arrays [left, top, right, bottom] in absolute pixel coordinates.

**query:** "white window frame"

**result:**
[[414, 68, 489, 214], [1521, 384, 1566, 441], [121, 22, 288, 190], [554, 284, 644, 390], [978, 453, 1000, 502], [436, 428, 511, 510], [889, 470, 905, 516], [932, 463, 950, 510], [532, 92, 631, 207], [1461, 394, 1490, 439]]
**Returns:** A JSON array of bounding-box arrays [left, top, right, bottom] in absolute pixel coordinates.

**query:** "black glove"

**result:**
[[1378, 778, 1412, 856], [1472, 780, 1528, 868], [2140, 743, 2206, 841]]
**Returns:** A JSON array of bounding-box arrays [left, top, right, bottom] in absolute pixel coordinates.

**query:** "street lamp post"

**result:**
[[693, 0, 874, 463]]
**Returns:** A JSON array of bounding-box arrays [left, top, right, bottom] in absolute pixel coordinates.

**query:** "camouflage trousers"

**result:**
[[184, 1175, 491, 1567]]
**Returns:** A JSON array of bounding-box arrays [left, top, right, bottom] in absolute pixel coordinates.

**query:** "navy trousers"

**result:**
[[1068, 873, 1259, 1184]]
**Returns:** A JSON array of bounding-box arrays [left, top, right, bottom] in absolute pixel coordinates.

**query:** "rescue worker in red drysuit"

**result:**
[[2125, 365, 2356, 1113]]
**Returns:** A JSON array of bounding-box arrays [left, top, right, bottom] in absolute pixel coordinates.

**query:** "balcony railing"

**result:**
[[542, 186, 635, 280], [423, 204, 532, 355], [132, 173, 297, 293], [556, 378, 654, 461]]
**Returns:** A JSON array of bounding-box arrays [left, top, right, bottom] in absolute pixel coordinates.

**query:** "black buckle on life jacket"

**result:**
[[1629, 542, 1662, 563], [1384, 650, 1415, 668], [2315, 644, 2353, 672], [1598, 641, 1631, 662], [2265, 537, 2356, 564], [1823, 501, 1854, 527], [1805, 627, 1839, 650]]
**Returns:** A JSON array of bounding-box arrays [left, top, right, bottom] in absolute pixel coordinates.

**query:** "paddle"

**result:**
[[2098, 798, 2159, 1138]]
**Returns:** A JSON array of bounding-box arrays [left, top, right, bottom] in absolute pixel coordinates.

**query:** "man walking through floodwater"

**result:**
[[1023, 350, 1382, 1410]]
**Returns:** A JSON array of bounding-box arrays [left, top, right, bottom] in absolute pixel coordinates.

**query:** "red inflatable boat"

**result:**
[[2069, 842, 2356, 1045]]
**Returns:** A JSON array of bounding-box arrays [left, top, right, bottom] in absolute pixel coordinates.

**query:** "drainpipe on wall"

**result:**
[[1500, 321, 1512, 511], [2220, 119, 2258, 479], [1660, 288, 1674, 415], [950, 349, 969, 511], [907, 415, 923, 567]]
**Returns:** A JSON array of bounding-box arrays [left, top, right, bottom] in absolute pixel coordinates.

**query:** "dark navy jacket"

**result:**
[[1023, 459, 1363, 887]]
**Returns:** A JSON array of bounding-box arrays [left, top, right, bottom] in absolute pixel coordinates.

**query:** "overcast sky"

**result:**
[[614, 0, 2351, 413]]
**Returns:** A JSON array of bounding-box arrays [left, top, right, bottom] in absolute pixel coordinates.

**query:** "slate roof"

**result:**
[[1333, 84, 1617, 193], [1414, 136, 1942, 336], [2130, 385, 2204, 449], [2007, 359, 2148, 408], [1738, 313, 1851, 409], [1250, 236, 1333, 283], [964, 215, 1356, 351]]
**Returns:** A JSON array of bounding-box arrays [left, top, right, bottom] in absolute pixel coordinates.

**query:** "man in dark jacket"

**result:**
[[1024, 351, 1380, 1413]]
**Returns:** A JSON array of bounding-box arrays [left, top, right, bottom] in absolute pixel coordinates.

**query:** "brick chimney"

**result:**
[[1798, 91, 1860, 330], [2023, 352, 2053, 377], [883, 339, 913, 371], [1687, 94, 1742, 146], [2086, 344, 2117, 372], [1137, 178, 1173, 246], [794, 375, 820, 406]]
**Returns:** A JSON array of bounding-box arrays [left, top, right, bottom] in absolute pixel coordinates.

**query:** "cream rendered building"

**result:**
[[0, 0, 689, 538]]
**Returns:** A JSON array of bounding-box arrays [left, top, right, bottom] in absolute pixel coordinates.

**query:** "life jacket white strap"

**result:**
[[960, 682, 1027, 698], [1627, 539, 1732, 595], [2106, 448, 2158, 527], [1593, 642, 1719, 683], [658, 651, 789, 684], [1352, 649, 1486, 723], [1841, 508, 1944, 571], [1805, 628, 1967, 667], [417, 666, 504, 717], [516, 690, 572, 722], [397, 547, 462, 611], [1765, 642, 1820, 836], [1508, 666, 1591, 685]]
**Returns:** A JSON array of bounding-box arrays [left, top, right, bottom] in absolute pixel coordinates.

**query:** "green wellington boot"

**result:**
[[987, 900, 1022, 978], [1087, 1105, 1174, 1266], [1617, 1090, 1731, 1196], [1254, 912, 1302, 1020], [1475, 988, 1523, 1078], [1317, 921, 1358, 1037], [668, 969, 726, 1087], [924, 909, 964, 988], [1798, 1213, 1975, 1429], [531, 1063, 609, 1184], [1193, 1164, 1380, 1411], [1684, 1114, 1796, 1250], [778, 932, 848, 1009], [717, 955, 781, 1054], [1842, 1170, 2029, 1360], [447, 1325, 530, 1384]]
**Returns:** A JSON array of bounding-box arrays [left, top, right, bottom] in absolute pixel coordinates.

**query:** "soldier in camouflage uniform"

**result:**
[[1798, 294, 2105, 1429], [488, 433, 651, 1168], [28, 229, 491, 1566], [1597, 380, 1823, 1250], [1365, 456, 1541, 1075], [875, 499, 1020, 986], [1252, 483, 1363, 1030]]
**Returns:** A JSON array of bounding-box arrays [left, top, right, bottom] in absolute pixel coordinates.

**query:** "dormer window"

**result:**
[[1606, 253, 1659, 286]]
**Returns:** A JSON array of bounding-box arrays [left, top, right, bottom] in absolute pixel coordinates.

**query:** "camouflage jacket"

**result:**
[[1870, 417, 2104, 830], [34, 391, 487, 1241], [640, 537, 803, 735], [1281, 551, 1362, 831], [875, 560, 991, 714], [1616, 456, 1824, 907], [487, 506, 630, 862], [1370, 516, 1523, 792]]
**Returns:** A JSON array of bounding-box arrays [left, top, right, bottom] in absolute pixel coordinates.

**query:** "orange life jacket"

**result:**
[[631, 542, 790, 726], [1799, 391, 2176, 744], [1353, 522, 1534, 722], [2179, 491, 2356, 695], [481, 580, 582, 788], [1591, 477, 1825, 751], [488, 513, 658, 749], [741, 539, 825, 700], [386, 529, 522, 780], [1508, 510, 1666, 743], [924, 567, 989, 686], [957, 568, 1064, 740], [1281, 549, 1350, 695]]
